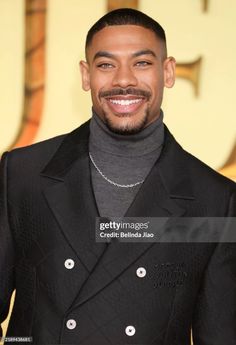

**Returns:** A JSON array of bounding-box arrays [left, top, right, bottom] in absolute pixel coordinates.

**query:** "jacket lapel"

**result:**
[[40, 121, 107, 272], [71, 126, 195, 309]]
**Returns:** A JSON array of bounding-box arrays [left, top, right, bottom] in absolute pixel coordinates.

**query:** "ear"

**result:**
[[164, 57, 176, 88], [79, 60, 91, 91]]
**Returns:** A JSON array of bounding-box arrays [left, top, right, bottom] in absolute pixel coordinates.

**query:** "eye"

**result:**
[[135, 61, 152, 67], [97, 63, 114, 69]]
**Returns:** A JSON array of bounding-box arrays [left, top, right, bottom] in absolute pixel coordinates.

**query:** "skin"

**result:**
[[80, 25, 176, 134]]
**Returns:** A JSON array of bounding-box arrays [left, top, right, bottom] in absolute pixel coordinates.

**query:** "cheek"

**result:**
[[138, 71, 163, 92], [90, 89, 99, 107], [90, 71, 112, 92], [149, 77, 165, 98], [89, 81, 101, 105]]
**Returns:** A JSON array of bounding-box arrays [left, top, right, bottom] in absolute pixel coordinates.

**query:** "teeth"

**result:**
[[109, 99, 142, 106]]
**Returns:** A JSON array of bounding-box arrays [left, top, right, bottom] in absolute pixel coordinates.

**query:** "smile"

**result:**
[[109, 99, 143, 106], [105, 97, 145, 115]]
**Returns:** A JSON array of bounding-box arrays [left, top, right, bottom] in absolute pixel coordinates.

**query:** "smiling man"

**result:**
[[0, 8, 236, 345], [80, 23, 175, 134]]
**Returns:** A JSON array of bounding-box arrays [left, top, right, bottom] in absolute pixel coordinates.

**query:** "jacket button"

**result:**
[[66, 319, 77, 330], [64, 259, 75, 269], [136, 267, 146, 278], [125, 325, 136, 336]]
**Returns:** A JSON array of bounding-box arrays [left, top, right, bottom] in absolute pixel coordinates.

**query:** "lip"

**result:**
[[104, 96, 146, 115]]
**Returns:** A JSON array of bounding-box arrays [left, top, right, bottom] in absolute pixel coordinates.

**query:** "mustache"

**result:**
[[99, 88, 151, 99]]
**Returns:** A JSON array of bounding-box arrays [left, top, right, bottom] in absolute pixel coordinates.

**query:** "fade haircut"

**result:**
[[85, 8, 167, 60]]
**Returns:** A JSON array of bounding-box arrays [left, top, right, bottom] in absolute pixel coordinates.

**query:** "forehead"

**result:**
[[87, 25, 162, 59]]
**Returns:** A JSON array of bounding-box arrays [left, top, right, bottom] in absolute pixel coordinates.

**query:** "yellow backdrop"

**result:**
[[0, 0, 236, 338]]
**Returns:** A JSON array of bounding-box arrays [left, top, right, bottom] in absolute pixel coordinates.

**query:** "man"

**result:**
[[0, 8, 236, 345]]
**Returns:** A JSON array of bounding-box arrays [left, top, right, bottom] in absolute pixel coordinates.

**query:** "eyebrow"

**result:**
[[93, 49, 157, 62], [132, 49, 157, 58], [93, 51, 115, 61]]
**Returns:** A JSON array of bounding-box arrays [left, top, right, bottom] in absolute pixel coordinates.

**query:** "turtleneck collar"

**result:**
[[89, 109, 164, 157]]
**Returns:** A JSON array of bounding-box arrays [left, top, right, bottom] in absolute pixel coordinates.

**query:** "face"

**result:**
[[80, 25, 175, 134]]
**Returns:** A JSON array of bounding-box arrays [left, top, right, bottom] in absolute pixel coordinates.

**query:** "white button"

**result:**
[[125, 325, 136, 336], [66, 319, 77, 330], [64, 259, 75, 269], [136, 267, 146, 278]]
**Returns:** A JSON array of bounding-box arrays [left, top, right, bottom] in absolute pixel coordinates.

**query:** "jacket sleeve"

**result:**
[[192, 190, 236, 345], [0, 152, 15, 337]]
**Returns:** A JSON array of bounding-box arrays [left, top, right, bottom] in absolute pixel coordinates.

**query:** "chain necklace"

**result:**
[[89, 152, 144, 188]]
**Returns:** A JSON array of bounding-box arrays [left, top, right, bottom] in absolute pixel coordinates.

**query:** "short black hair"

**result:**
[[85, 8, 167, 57]]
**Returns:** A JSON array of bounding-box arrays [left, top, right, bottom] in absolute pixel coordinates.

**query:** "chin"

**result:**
[[104, 111, 149, 135]]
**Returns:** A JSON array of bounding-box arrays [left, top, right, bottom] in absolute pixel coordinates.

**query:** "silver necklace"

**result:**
[[89, 152, 144, 188]]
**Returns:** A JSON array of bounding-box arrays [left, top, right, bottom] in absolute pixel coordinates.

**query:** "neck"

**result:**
[[89, 110, 164, 157]]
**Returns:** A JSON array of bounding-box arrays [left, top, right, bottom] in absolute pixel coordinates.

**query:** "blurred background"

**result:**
[[0, 0, 236, 176], [0, 0, 236, 339]]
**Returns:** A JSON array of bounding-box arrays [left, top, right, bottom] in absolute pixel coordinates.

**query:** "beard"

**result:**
[[103, 108, 149, 135], [97, 87, 152, 135]]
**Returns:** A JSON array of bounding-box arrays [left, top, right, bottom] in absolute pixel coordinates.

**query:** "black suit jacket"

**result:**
[[0, 121, 236, 345]]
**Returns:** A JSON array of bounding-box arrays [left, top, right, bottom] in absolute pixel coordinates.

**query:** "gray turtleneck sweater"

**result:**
[[89, 111, 165, 217]]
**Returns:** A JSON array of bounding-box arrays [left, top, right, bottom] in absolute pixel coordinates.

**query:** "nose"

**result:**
[[112, 65, 137, 88]]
